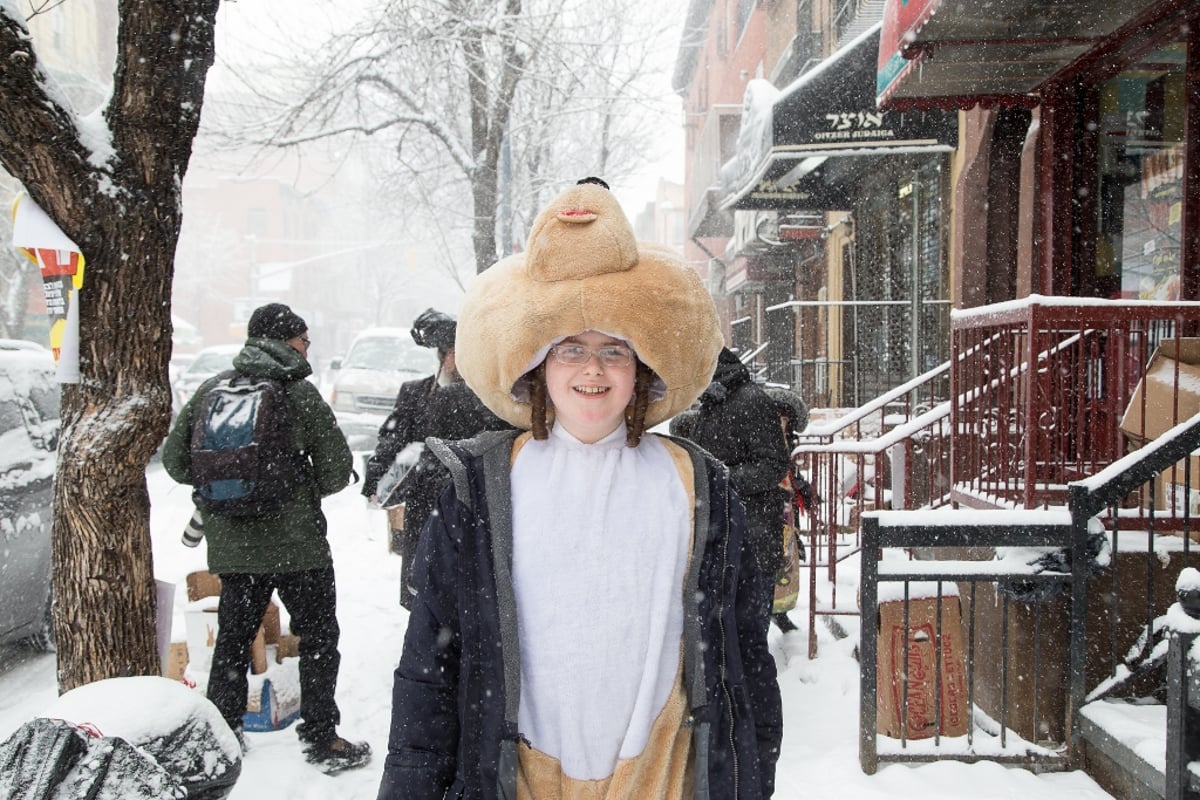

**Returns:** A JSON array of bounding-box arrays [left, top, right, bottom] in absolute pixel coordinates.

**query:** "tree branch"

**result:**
[[0, 7, 99, 236], [107, 0, 220, 201]]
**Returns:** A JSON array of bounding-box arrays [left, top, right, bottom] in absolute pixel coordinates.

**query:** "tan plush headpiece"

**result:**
[[456, 180, 723, 431]]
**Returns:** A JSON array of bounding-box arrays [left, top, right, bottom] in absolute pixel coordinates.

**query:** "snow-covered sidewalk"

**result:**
[[0, 463, 1116, 798]]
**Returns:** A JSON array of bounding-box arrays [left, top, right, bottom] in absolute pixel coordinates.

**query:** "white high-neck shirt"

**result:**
[[510, 423, 691, 780]]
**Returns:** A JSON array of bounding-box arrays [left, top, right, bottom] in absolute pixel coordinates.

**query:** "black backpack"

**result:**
[[189, 370, 305, 516]]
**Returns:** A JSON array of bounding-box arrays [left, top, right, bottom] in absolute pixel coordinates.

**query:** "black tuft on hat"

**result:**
[[410, 308, 457, 350], [247, 303, 307, 341], [576, 176, 609, 190]]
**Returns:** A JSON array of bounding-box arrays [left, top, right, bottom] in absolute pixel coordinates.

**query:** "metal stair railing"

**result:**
[[794, 356, 954, 659], [857, 411, 1200, 777]]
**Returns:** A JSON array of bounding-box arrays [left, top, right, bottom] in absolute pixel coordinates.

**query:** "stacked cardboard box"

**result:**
[[1119, 338, 1200, 512], [168, 571, 301, 731]]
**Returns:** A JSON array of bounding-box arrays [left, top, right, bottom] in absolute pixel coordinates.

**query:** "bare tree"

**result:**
[[0, 0, 219, 690], [211, 0, 676, 275]]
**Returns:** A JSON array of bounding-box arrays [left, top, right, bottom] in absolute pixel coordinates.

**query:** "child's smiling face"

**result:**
[[544, 330, 636, 444]]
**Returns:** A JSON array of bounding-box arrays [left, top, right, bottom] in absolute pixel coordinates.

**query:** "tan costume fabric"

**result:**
[[516, 670, 694, 800]]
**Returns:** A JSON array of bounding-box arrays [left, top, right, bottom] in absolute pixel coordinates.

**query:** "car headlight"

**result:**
[[332, 390, 354, 412]]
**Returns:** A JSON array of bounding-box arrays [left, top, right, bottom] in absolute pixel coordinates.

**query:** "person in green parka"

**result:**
[[162, 302, 371, 775]]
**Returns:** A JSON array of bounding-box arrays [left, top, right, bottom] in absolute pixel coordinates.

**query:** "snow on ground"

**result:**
[[0, 460, 1117, 798]]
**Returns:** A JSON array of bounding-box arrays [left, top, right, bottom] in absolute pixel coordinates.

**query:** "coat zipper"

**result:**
[[717, 480, 739, 796]]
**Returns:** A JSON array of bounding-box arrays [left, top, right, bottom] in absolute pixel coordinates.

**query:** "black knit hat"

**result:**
[[247, 302, 307, 341], [410, 308, 457, 350]]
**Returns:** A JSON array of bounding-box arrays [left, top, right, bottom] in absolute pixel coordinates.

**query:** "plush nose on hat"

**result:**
[[247, 302, 307, 341], [525, 181, 638, 283]]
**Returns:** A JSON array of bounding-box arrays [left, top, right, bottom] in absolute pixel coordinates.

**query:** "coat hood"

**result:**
[[456, 181, 723, 430], [233, 338, 313, 382]]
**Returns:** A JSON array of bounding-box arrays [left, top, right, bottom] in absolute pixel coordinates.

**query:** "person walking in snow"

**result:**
[[376, 179, 782, 798], [162, 302, 371, 774], [361, 308, 509, 608], [361, 307, 460, 506], [670, 347, 793, 622]]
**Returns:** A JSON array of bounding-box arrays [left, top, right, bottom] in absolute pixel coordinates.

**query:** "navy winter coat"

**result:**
[[376, 430, 782, 799]]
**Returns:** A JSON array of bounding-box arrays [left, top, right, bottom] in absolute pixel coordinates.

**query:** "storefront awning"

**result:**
[[722, 23, 956, 212], [876, 0, 1170, 109], [687, 186, 734, 238]]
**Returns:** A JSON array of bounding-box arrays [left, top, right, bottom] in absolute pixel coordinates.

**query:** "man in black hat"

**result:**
[[362, 307, 509, 608], [361, 308, 458, 506], [162, 302, 371, 773]]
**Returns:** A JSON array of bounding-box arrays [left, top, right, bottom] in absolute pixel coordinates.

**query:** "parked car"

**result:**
[[0, 348, 59, 650], [168, 351, 197, 386], [0, 339, 49, 353], [328, 327, 437, 450], [172, 344, 240, 412]]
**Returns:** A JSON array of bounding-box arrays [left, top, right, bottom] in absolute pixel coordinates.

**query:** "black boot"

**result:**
[[773, 612, 798, 632], [304, 736, 372, 775]]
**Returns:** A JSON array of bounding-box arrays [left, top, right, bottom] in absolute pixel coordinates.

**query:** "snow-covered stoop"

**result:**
[[1078, 700, 1166, 800]]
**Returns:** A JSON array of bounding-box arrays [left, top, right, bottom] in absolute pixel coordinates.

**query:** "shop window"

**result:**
[[735, 0, 756, 41], [847, 155, 949, 405], [1096, 42, 1186, 300]]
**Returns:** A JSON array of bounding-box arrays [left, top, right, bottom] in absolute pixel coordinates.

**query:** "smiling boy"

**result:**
[[377, 179, 782, 799]]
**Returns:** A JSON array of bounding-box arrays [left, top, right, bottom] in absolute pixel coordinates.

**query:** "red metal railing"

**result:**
[[795, 297, 1200, 659], [794, 362, 953, 659], [951, 298, 1200, 513]]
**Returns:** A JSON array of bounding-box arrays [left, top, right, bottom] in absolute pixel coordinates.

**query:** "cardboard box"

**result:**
[[387, 504, 406, 531], [156, 580, 175, 677], [183, 596, 267, 676], [276, 633, 300, 663], [876, 596, 969, 740], [186, 570, 223, 602], [249, 628, 268, 675], [261, 601, 280, 645], [164, 641, 189, 681], [183, 597, 220, 674], [1119, 339, 1200, 509], [387, 505, 407, 555]]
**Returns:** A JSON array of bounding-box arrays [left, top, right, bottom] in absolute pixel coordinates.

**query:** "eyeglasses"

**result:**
[[299, 337, 312, 347], [549, 343, 634, 368]]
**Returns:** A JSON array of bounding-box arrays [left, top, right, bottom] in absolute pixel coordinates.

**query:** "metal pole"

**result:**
[[1066, 483, 1091, 767], [859, 515, 880, 774], [911, 168, 921, 380]]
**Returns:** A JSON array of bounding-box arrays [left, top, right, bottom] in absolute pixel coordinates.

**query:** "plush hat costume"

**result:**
[[247, 302, 307, 341], [456, 179, 722, 431]]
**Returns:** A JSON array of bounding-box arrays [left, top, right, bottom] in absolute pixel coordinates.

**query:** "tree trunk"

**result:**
[[471, 166, 500, 273], [52, 208, 181, 689], [0, 0, 219, 692]]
